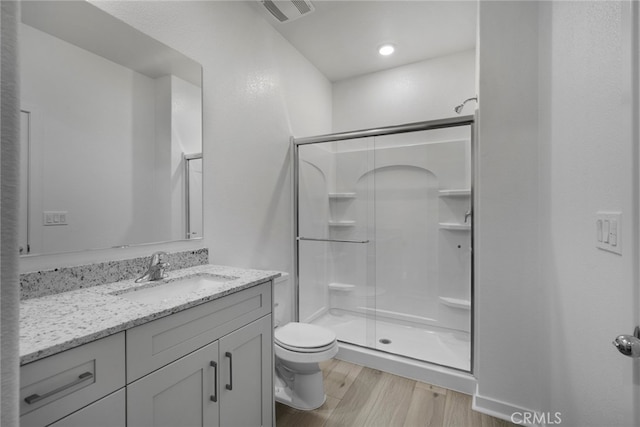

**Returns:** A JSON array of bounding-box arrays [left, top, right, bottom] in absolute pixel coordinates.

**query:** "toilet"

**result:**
[[274, 322, 339, 410]]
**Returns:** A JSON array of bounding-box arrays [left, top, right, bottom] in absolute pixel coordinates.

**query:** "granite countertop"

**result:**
[[20, 264, 281, 365]]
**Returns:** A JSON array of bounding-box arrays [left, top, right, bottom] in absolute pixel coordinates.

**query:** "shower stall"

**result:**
[[293, 116, 474, 377]]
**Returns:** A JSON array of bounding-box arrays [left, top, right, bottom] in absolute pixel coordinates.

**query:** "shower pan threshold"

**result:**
[[335, 341, 476, 395], [311, 310, 470, 372]]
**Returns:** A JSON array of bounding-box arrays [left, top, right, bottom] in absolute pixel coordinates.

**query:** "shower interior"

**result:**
[[295, 119, 473, 372]]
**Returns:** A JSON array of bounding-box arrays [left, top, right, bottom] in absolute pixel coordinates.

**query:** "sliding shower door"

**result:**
[[371, 127, 471, 371], [294, 117, 473, 372], [296, 137, 377, 349]]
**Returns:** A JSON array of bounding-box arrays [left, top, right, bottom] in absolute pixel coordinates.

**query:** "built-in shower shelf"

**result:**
[[328, 192, 357, 199], [439, 222, 471, 231], [439, 297, 471, 310], [329, 220, 356, 227], [328, 282, 356, 292], [438, 189, 471, 197]]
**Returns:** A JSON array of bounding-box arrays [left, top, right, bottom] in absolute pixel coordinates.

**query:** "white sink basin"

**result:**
[[115, 273, 239, 304]]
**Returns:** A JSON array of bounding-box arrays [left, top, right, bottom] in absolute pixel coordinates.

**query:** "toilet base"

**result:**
[[274, 360, 327, 410]]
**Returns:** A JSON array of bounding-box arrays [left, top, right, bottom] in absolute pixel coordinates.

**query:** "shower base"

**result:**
[[311, 310, 470, 371]]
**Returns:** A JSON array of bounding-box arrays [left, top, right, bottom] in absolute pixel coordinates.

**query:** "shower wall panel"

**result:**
[[370, 165, 439, 322], [330, 132, 471, 333]]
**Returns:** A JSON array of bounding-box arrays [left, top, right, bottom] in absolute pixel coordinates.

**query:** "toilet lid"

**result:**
[[274, 322, 336, 352]]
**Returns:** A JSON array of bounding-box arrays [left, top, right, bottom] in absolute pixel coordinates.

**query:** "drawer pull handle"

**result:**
[[24, 371, 94, 405], [210, 361, 218, 402], [225, 352, 233, 391]]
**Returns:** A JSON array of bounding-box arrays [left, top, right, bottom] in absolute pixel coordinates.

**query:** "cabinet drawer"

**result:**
[[20, 332, 125, 427], [127, 281, 271, 382], [49, 389, 125, 427]]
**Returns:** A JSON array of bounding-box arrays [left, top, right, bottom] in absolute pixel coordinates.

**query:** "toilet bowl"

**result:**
[[274, 322, 338, 410]]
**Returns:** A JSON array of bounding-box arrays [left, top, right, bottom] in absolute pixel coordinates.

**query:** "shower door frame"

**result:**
[[292, 114, 476, 373], [184, 152, 203, 240]]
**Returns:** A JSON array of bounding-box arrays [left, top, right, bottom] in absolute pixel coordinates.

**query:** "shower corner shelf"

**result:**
[[438, 189, 471, 197], [329, 220, 356, 227], [439, 296, 471, 310], [328, 192, 357, 199], [439, 222, 471, 231], [328, 282, 356, 292]]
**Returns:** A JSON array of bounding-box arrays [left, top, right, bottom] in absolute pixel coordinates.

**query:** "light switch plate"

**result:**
[[43, 211, 68, 226], [596, 211, 621, 255]]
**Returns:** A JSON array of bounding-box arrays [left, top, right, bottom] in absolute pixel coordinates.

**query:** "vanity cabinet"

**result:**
[[127, 315, 272, 427], [20, 280, 274, 427], [127, 281, 273, 427]]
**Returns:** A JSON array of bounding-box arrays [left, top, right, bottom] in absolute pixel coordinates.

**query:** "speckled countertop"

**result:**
[[20, 264, 281, 365]]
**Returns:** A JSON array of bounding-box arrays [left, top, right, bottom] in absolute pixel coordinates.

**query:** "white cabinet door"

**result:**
[[127, 340, 220, 427], [49, 389, 125, 427], [219, 315, 273, 427]]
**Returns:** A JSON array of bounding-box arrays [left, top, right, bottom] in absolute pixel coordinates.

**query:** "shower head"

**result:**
[[454, 97, 478, 114]]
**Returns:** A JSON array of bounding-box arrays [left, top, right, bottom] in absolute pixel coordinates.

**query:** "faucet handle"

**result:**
[[149, 251, 168, 266], [135, 252, 170, 283]]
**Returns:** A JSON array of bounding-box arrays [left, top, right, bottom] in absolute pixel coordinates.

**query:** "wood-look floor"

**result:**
[[276, 359, 515, 427]]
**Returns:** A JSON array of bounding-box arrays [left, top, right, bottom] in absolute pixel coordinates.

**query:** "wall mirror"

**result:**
[[19, 1, 203, 256]]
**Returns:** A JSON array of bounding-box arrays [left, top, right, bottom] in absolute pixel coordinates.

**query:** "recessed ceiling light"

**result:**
[[378, 44, 395, 56]]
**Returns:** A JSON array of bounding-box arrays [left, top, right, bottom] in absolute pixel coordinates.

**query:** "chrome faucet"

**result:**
[[135, 251, 170, 283]]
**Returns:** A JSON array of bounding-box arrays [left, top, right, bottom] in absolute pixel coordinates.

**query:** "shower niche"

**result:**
[[295, 119, 474, 372]]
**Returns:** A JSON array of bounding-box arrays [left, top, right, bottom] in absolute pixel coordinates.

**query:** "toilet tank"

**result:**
[[273, 273, 292, 328]]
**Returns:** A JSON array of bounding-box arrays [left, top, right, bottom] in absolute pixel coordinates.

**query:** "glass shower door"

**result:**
[[296, 137, 377, 349], [295, 117, 474, 372], [372, 127, 472, 370]]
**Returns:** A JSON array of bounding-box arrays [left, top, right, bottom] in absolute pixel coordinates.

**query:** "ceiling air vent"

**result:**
[[260, 0, 314, 23]]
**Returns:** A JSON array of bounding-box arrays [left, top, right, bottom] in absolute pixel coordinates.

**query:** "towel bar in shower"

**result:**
[[297, 237, 370, 244]]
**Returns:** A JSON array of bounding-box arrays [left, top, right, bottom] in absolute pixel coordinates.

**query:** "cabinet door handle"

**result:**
[[210, 361, 218, 402], [225, 352, 233, 391], [24, 371, 93, 405]]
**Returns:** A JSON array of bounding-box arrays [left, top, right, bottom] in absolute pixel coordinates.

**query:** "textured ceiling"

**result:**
[[249, 0, 477, 82]]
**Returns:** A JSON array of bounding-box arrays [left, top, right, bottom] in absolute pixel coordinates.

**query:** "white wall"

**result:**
[[474, 0, 544, 418], [91, 2, 332, 293], [332, 49, 476, 132], [538, 1, 636, 426], [476, 2, 638, 426]]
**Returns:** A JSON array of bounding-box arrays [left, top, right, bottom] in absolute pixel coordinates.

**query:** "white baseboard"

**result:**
[[473, 390, 545, 426]]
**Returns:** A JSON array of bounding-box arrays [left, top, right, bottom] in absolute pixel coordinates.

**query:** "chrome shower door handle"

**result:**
[[613, 326, 640, 358]]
